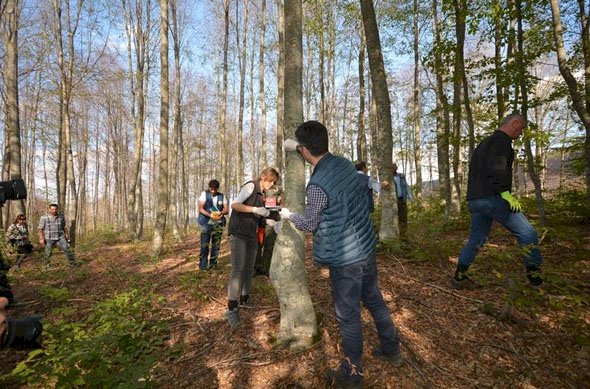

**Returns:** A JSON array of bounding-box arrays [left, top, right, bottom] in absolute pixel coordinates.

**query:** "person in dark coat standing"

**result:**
[[452, 113, 543, 289]]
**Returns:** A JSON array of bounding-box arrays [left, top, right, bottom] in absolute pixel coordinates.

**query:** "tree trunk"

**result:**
[[221, 0, 230, 192], [270, 0, 317, 351], [276, 0, 285, 172], [236, 1, 248, 181], [152, 0, 170, 257], [451, 0, 466, 213], [122, 0, 149, 240], [550, 0, 590, 205], [431, 0, 452, 218], [170, 0, 182, 241], [515, 0, 545, 223], [357, 20, 367, 163], [1, 0, 25, 216], [259, 0, 267, 168], [412, 0, 422, 198], [494, 0, 505, 122], [360, 0, 398, 240]]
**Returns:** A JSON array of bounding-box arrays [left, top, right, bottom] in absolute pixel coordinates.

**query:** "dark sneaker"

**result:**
[[450, 275, 483, 290], [325, 368, 363, 388], [239, 299, 253, 308], [208, 263, 218, 270], [526, 268, 543, 286], [372, 346, 404, 367], [225, 308, 240, 327]]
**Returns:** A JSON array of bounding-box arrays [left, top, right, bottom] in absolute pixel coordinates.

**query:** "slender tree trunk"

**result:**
[[494, 0, 505, 121], [170, 0, 182, 241], [431, 0, 452, 217], [412, 0, 422, 198], [357, 20, 367, 163], [361, 0, 398, 240], [451, 0, 466, 213], [515, 0, 545, 223], [270, 0, 318, 351], [276, 0, 285, 172], [259, 0, 267, 167], [221, 0, 230, 191], [236, 1, 248, 181], [152, 0, 170, 257], [317, 1, 326, 123]]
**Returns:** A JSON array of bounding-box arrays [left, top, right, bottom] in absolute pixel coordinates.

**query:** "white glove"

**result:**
[[279, 208, 292, 220], [252, 207, 270, 217], [284, 138, 300, 152], [266, 219, 276, 227]]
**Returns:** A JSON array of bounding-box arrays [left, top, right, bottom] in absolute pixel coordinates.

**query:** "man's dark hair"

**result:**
[[295, 120, 329, 156], [355, 161, 367, 171], [49, 203, 58, 208], [208, 180, 220, 189]]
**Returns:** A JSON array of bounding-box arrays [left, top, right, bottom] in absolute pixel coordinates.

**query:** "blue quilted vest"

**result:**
[[309, 154, 376, 267], [198, 191, 226, 226]]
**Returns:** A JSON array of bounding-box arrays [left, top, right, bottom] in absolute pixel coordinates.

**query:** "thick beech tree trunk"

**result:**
[[270, 0, 318, 351]]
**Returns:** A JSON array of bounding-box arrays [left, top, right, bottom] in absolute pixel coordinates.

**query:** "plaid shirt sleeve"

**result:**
[[290, 184, 327, 233], [38, 215, 46, 231]]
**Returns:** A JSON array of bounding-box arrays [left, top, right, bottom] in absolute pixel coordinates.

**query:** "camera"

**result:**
[[0, 178, 27, 205], [1, 315, 43, 349]]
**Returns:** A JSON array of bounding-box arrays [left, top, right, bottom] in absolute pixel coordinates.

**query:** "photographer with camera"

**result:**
[[0, 179, 43, 349], [38, 204, 76, 268], [7, 214, 33, 268], [0, 259, 43, 349]]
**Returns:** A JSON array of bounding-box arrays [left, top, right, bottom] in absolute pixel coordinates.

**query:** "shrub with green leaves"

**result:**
[[9, 289, 168, 388]]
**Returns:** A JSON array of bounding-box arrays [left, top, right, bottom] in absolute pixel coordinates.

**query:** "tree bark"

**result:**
[[236, 0, 248, 182], [1, 0, 25, 217], [170, 0, 182, 241], [515, 0, 545, 223], [360, 0, 398, 240], [259, 0, 267, 168], [152, 0, 170, 257], [270, 0, 318, 351], [412, 0, 422, 198], [276, 0, 285, 172], [431, 0, 451, 218], [357, 19, 367, 163]]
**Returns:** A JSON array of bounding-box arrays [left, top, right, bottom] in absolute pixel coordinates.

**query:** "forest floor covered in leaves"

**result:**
[[1, 204, 589, 388]]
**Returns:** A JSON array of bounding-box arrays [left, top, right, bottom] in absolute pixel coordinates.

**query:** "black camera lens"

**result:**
[[0, 178, 26, 204], [3, 315, 43, 349]]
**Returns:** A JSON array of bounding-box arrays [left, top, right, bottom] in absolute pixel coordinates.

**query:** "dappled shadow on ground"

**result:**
[[1, 223, 589, 388]]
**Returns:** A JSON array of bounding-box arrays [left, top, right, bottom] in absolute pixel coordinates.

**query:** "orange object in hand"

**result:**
[[257, 227, 265, 244]]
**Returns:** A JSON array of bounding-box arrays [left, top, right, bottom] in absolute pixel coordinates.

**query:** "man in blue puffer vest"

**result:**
[[198, 180, 229, 270], [280, 121, 404, 388]]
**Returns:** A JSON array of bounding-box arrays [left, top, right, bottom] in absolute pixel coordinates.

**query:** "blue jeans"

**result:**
[[199, 224, 224, 270], [44, 237, 75, 265], [459, 195, 542, 269], [329, 254, 400, 371]]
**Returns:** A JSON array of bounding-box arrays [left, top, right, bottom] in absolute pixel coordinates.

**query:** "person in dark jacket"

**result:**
[[225, 167, 279, 327], [197, 180, 229, 270], [452, 113, 543, 289], [280, 121, 403, 388]]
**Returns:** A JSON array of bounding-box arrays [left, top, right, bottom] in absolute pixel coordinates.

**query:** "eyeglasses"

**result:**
[[18, 218, 26, 221]]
